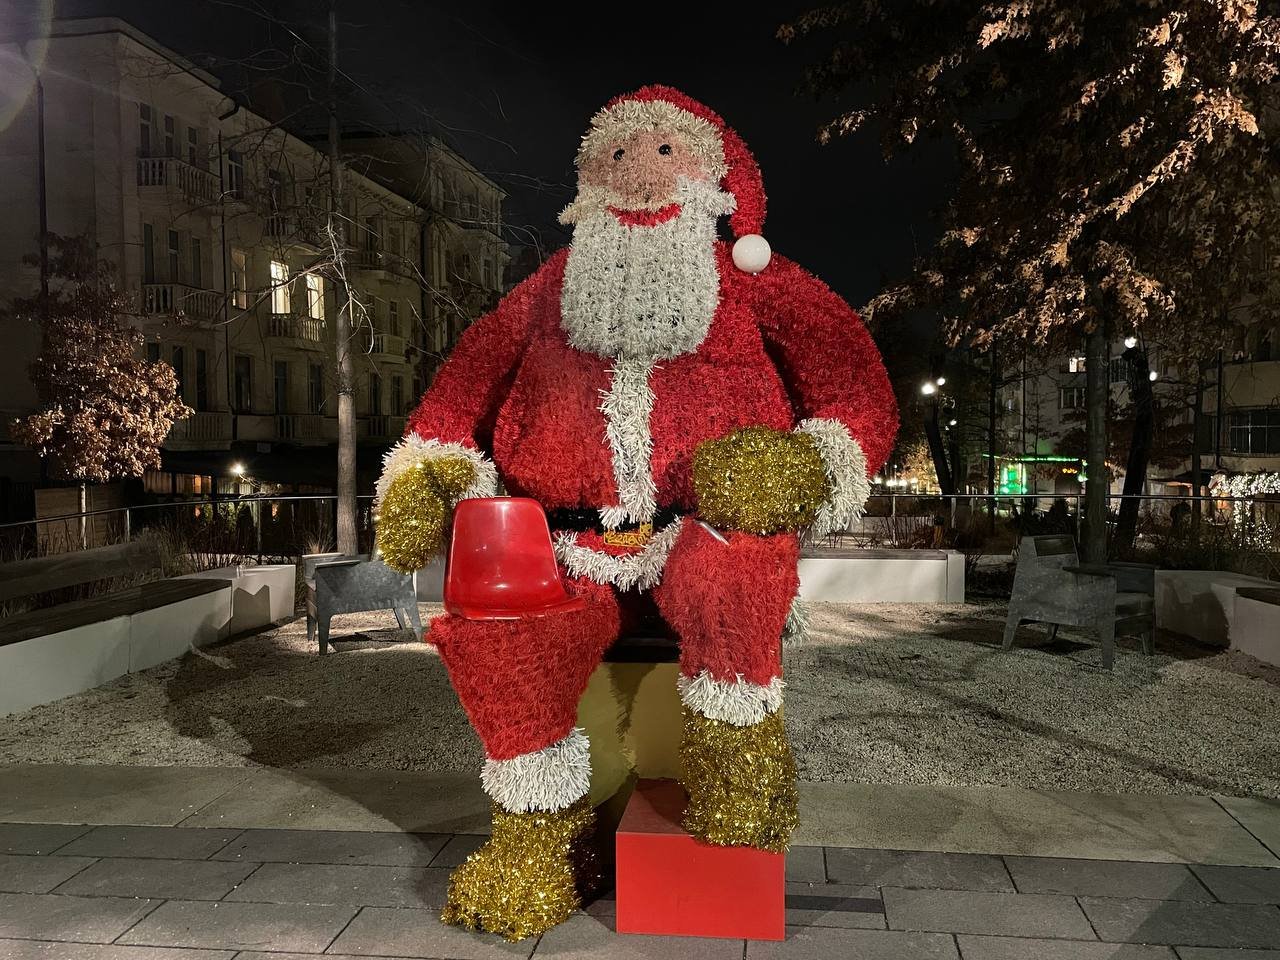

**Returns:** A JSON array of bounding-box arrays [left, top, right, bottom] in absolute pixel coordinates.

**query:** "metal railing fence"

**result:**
[[0, 491, 1276, 566]]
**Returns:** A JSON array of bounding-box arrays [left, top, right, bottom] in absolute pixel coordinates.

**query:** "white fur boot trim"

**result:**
[[677, 670, 784, 727], [480, 729, 592, 814]]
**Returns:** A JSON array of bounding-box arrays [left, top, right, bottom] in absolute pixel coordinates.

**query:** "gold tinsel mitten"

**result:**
[[680, 706, 799, 852], [375, 455, 476, 574], [693, 426, 829, 535], [441, 799, 599, 941]]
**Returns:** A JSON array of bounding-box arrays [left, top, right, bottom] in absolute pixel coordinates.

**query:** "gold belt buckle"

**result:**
[[603, 521, 653, 548]]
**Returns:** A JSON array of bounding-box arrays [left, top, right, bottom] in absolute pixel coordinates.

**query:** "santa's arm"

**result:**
[[752, 254, 899, 535], [375, 255, 558, 507]]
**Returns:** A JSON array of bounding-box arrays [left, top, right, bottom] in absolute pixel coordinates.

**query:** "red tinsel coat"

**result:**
[[406, 242, 898, 512]]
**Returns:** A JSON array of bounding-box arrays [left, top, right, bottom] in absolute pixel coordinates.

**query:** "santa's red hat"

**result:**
[[580, 84, 772, 272]]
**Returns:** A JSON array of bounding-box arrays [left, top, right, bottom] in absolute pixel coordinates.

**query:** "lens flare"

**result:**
[[0, 0, 52, 135]]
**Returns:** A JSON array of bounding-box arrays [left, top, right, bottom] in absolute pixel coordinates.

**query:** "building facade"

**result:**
[[0, 17, 503, 510]]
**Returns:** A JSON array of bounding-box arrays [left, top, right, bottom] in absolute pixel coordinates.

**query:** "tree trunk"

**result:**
[[78, 482, 87, 550], [1115, 347, 1153, 551], [923, 402, 954, 496], [1191, 369, 1204, 534], [1082, 322, 1109, 562], [328, 0, 358, 556]]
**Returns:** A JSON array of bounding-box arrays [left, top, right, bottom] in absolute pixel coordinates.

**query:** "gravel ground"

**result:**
[[1, 601, 1277, 797]]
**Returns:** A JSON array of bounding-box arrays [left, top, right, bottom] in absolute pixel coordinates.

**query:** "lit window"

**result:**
[[306, 274, 324, 320], [1066, 356, 1086, 373], [230, 249, 248, 309], [270, 260, 291, 314], [1058, 386, 1086, 410]]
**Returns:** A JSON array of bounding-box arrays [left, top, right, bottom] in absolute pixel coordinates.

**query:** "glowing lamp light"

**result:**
[[1148, 370, 1159, 382], [921, 382, 937, 396], [949, 418, 957, 426], [1124, 336, 1138, 349], [935, 376, 946, 386], [231, 462, 246, 477]]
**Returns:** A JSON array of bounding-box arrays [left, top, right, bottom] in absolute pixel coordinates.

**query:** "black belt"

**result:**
[[546, 507, 684, 533]]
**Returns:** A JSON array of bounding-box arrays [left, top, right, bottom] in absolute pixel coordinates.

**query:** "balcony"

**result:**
[[143, 283, 222, 323], [166, 411, 232, 450], [367, 332, 406, 360], [361, 415, 406, 441], [136, 156, 220, 205], [265, 213, 326, 249], [274, 413, 336, 444], [353, 247, 399, 275], [267, 314, 325, 348]]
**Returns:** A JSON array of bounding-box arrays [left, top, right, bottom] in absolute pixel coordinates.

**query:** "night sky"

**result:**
[[59, 0, 954, 313]]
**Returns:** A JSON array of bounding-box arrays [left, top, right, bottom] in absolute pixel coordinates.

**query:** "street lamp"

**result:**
[[920, 382, 937, 396], [231, 462, 246, 477], [1148, 370, 1158, 382], [1124, 336, 1138, 349], [935, 376, 946, 386]]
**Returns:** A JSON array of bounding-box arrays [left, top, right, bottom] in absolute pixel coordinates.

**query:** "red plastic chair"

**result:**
[[443, 497, 587, 621]]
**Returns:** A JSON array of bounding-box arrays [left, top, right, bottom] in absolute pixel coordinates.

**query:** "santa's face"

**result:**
[[578, 129, 710, 212], [559, 127, 735, 362]]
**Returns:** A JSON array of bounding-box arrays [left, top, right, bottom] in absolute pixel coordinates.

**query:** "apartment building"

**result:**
[[992, 341, 1188, 498], [993, 320, 1280, 498], [0, 17, 498, 505], [340, 131, 510, 393]]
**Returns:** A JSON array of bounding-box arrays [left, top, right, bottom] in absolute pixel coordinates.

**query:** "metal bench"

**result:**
[[1002, 535, 1155, 669], [305, 555, 420, 655]]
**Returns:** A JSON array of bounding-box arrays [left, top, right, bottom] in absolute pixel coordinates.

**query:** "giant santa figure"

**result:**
[[375, 85, 898, 940]]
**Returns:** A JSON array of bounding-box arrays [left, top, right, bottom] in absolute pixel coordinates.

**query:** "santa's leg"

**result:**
[[654, 520, 801, 852], [429, 577, 620, 940]]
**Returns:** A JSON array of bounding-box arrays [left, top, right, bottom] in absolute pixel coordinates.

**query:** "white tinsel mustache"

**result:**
[[558, 176, 736, 226]]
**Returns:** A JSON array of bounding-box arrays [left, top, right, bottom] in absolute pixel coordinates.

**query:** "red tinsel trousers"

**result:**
[[429, 519, 800, 762]]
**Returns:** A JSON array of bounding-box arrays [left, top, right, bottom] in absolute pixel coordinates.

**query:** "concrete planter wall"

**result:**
[[186, 564, 297, 636], [0, 579, 232, 717], [1233, 590, 1280, 667], [799, 548, 966, 603], [1154, 570, 1278, 647]]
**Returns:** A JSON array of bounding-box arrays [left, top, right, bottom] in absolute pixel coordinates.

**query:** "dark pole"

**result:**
[[36, 72, 48, 309], [987, 341, 998, 534], [1115, 345, 1153, 550], [1214, 347, 1224, 470], [1083, 321, 1109, 563]]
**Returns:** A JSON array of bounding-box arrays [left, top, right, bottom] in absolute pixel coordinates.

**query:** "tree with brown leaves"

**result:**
[[11, 235, 191, 501], [782, 1, 1280, 560]]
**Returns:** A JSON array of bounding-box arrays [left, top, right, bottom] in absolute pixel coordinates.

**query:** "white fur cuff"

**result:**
[[480, 729, 592, 814], [677, 670, 784, 727], [375, 435, 498, 507], [796, 418, 871, 537]]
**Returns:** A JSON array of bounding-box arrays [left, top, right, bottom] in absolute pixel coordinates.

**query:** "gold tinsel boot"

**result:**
[[440, 798, 598, 941], [680, 706, 799, 852]]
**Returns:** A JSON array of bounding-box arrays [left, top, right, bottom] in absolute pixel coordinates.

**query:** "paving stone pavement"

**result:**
[[1, 824, 1280, 958]]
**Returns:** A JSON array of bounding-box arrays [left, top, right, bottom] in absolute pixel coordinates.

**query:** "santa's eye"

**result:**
[[613, 148, 625, 161], [658, 143, 672, 155]]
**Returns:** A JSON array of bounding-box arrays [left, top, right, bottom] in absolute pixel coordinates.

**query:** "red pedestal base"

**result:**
[[615, 778, 785, 941]]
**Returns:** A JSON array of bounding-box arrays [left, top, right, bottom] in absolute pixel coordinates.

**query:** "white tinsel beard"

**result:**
[[559, 177, 734, 362]]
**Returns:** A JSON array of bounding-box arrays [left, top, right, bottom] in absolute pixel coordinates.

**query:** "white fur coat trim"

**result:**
[[796, 418, 871, 537], [599, 358, 658, 528], [553, 520, 683, 591]]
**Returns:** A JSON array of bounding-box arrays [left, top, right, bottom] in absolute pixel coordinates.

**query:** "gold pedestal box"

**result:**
[[578, 661, 682, 807]]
